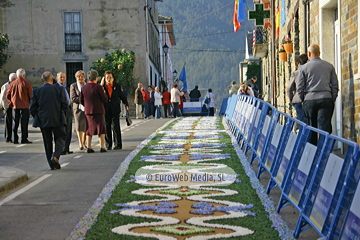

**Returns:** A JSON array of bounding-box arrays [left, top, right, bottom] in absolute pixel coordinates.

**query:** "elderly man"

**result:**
[[57, 72, 73, 155], [30, 72, 68, 170], [296, 44, 339, 144], [6, 68, 33, 144], [134, 83, 143, 119], [0, 73, 16, 143]]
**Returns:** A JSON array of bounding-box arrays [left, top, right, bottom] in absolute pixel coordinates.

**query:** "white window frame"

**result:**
[[62, 11, 83, 53]]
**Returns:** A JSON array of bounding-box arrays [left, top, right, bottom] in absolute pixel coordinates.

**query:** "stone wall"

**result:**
[[340, 0, 359, 143], [0, 0, 149, 88]]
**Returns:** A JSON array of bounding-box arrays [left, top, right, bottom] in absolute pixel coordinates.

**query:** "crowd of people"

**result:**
[[0, 68, 129, 170], [133, 83, 215, 118]]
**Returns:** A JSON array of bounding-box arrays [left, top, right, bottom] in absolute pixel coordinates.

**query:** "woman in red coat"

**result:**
[[79, 70, 108, 153], [162, 87, 171, 118]]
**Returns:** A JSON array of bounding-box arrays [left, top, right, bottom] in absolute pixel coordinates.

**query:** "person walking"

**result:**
[[101, 70, 129, 150], [189, 85, 201, 102], [0, 73, 16, 143], [79, 70, 108, 153], [6, 68, 33, 144], [57, 72, 74, 155], [120, 86, 128, 117], [30, 71, 68, 170], [134, 83, 143, 119], [70, 70, 87, 150], [154, 86, 163, 119], [287, 53, 308, 124], [170, 83, 183, 118], [162, 87, 171, 118], [296, 44, 339, 144], [205, 88, 215, 116]]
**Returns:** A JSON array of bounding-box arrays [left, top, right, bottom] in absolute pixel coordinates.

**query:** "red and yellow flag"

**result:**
[[233, 0, 240, 32]]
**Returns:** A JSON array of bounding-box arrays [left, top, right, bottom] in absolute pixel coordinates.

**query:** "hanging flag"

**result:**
[[238, 0, 247, 23], [276, 6, 280, 37], [281, 0, 286, 26], [233, 0, 240, 32], [178, 64, 187, 92]]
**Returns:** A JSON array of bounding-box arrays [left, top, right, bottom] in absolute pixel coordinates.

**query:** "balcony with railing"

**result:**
[[65, 33, 82, 52]]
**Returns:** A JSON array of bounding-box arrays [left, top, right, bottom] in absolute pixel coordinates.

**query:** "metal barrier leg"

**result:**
[[266, 178, 277, 194], [276, 194, 290, 213]]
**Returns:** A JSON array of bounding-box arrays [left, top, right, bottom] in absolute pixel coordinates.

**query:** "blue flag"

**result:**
[[281, 0, 286, 26], [178, 65, 187, 92], [237, 0, 247, 23]]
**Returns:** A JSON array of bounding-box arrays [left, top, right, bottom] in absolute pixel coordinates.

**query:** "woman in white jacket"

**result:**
[[205, 88, 215, 116], [154, 87, 163, 119], [170, 83, 184, 118]]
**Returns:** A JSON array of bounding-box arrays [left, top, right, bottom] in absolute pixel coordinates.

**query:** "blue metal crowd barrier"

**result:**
[[223, 95, 360, 239]]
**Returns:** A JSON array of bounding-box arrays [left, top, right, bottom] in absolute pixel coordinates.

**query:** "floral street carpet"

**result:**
[[67, 117, 293, 240]]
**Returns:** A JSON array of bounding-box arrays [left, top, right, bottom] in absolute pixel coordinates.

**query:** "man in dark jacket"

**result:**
[[189, 85, 201, 102], [246, 76, 259, 97], [56, 72, 74, 155], [30, 71, 68, 170], [101, 70, 129, 150]]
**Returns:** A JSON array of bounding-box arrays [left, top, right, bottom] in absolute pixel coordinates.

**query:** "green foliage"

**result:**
[[0, 33, 10, 70], [245, 62, 261, 81], [90, 49, 135, 92]]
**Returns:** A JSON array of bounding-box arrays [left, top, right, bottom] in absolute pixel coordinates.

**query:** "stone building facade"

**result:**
[[249, 0, 359, 144], [0, 0, 163, 91]]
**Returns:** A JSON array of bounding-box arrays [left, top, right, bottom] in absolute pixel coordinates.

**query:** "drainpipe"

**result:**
[[303, 0, 309, 50], [271, 0, 277, 107], [144, 2, 150, 84]]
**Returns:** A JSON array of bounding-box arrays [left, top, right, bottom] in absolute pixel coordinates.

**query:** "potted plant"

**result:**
[[278, 45, 287, 62], [282, 37, 293, 53]]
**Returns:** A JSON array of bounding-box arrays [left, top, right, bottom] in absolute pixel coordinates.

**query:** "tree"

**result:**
[[245, 61, 261, 82], [0, 33, 10, 70], [91, 49, 135, 92]]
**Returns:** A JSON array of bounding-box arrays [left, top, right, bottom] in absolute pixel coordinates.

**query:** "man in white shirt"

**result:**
[[0, 73, 16, 143]]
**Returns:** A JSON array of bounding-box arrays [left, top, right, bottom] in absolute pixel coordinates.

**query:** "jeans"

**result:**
[[142, 101, 149, 118], [155, 105, 161, 119], [172, 102, 179, 118], [302, 98, 334, 144], [293, 103, 307, 124]]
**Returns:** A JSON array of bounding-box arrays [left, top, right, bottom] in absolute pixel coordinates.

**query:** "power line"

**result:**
[[175, 30, 245, 40], [172, 48, 245, 53], [157, 1, 234, 26]]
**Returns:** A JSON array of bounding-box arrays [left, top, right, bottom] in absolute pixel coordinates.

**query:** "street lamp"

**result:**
[[163, 43, 169, 84], [172, 70, 177, 78], [163, 43, 169, 56]]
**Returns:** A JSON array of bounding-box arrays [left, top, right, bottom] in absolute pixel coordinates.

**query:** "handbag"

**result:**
[[204, 97, 210, 104], [125, 110, 132, 126]]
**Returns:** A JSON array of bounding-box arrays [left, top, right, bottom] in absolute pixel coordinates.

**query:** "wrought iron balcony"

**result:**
[[65, 32, 82, 52]]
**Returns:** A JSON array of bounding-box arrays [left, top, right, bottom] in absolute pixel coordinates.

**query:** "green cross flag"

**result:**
[[249, 4, 271, 26]]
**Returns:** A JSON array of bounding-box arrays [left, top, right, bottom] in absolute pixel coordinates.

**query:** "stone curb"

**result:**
[[0, 167, 28, 194]]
